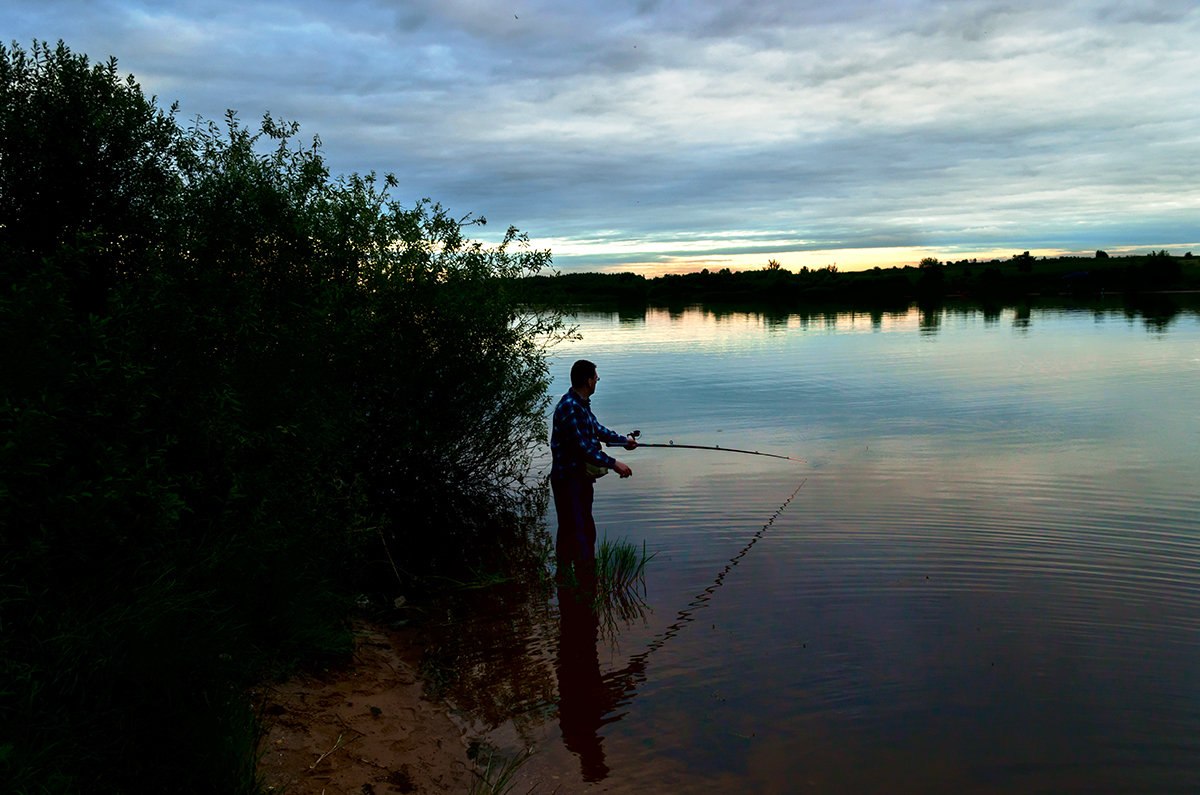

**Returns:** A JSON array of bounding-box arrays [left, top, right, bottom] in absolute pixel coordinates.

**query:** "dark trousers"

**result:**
[[551, 474, 596, 570]]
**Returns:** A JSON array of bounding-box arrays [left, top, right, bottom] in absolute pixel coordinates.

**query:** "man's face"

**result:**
[[587, 370, 599, 395]]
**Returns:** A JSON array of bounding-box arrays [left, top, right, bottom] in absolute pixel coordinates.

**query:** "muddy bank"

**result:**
[[254, 621, 476, 794]]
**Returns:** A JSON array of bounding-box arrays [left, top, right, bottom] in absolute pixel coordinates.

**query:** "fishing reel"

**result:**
[[586, 430, 640, 479]]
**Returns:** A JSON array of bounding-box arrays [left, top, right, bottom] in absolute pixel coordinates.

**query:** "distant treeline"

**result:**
[[514, 250, 1199, 308]]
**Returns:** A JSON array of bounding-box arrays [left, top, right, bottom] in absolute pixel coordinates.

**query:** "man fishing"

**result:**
[[550, 359, 637, 574]]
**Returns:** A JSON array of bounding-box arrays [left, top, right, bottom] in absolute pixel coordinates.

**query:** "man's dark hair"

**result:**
[[570, 359, 597, 388]]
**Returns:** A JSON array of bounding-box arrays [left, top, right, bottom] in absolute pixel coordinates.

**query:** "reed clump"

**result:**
[[595, 536, 654, 595], [583, 536, 656, 634], [468, 745, 535, 795]]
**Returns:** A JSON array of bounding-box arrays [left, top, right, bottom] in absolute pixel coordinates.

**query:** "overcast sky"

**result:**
[[7, 0, 1199, 272]]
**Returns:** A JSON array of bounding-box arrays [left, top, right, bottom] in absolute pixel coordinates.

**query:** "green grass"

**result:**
[[595, 535, 654, 595], [577, 535, 657, 636], [468, 745, 535, 795]]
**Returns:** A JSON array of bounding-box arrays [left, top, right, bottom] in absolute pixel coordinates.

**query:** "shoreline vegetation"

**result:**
[[2, 40, 563, 793]]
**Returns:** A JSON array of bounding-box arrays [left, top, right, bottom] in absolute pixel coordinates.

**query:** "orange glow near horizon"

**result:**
[[591, 246, 943, 275], [532, 240, 1198, 277], [592, 245, 1161, 276]]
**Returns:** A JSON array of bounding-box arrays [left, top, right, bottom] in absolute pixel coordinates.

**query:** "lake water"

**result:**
[[423, 303, 1200, 793]]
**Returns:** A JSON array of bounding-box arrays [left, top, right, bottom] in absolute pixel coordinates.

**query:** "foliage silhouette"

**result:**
[[1, 40, 561, 793], [513, 250, 1200, 309]]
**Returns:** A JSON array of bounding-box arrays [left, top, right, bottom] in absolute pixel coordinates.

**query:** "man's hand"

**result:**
[[613, 461, 633, 478], [623, 435, 638, 450]]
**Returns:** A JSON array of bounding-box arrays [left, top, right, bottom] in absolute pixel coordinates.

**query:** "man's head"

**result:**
[[570, 359, 599, 397]]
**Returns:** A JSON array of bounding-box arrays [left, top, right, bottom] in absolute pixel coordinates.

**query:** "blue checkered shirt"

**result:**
[[550, 389, 627, 480]]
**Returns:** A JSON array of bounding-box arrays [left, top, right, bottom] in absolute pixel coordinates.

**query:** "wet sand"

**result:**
[[254, 621, 475, 794]]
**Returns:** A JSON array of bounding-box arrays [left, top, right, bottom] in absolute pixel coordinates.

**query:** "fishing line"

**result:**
[[550, 478, 807, 728], [628, 477, 807, 667]]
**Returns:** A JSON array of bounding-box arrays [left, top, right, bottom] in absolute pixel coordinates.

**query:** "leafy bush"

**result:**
[[1, 40, 561, 793]]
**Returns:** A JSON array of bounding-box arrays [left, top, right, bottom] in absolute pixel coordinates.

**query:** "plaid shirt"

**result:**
[[550, 389, 627, 479]]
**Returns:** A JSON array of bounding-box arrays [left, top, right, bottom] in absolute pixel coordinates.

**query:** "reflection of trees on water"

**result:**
[[919, 303, 943, 336], [578, 298, 1200, 339], [1013, 303, 1032, 332], [415, 573, 560, 744], [1124, 294, 1182, 333]]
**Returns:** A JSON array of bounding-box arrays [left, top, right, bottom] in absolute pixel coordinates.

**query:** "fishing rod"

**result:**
[[607, 430, 805, 464]]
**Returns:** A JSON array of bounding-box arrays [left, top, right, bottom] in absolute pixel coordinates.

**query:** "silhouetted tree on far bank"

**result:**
[[513, 248, 1200, 309]]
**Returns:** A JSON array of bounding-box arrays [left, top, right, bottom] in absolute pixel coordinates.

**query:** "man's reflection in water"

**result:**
[[556, 574, 609, 781], [555, 566, 646, 782]]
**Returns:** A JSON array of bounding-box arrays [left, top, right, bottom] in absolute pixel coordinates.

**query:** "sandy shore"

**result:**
[[254, 621, 476, 794]]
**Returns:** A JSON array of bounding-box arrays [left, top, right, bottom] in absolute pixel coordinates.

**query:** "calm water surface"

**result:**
[[425, 304, 1200, 793]]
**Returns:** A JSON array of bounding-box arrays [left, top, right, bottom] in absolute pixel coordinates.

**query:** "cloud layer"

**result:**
[[8, 0, 1199, 270]]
